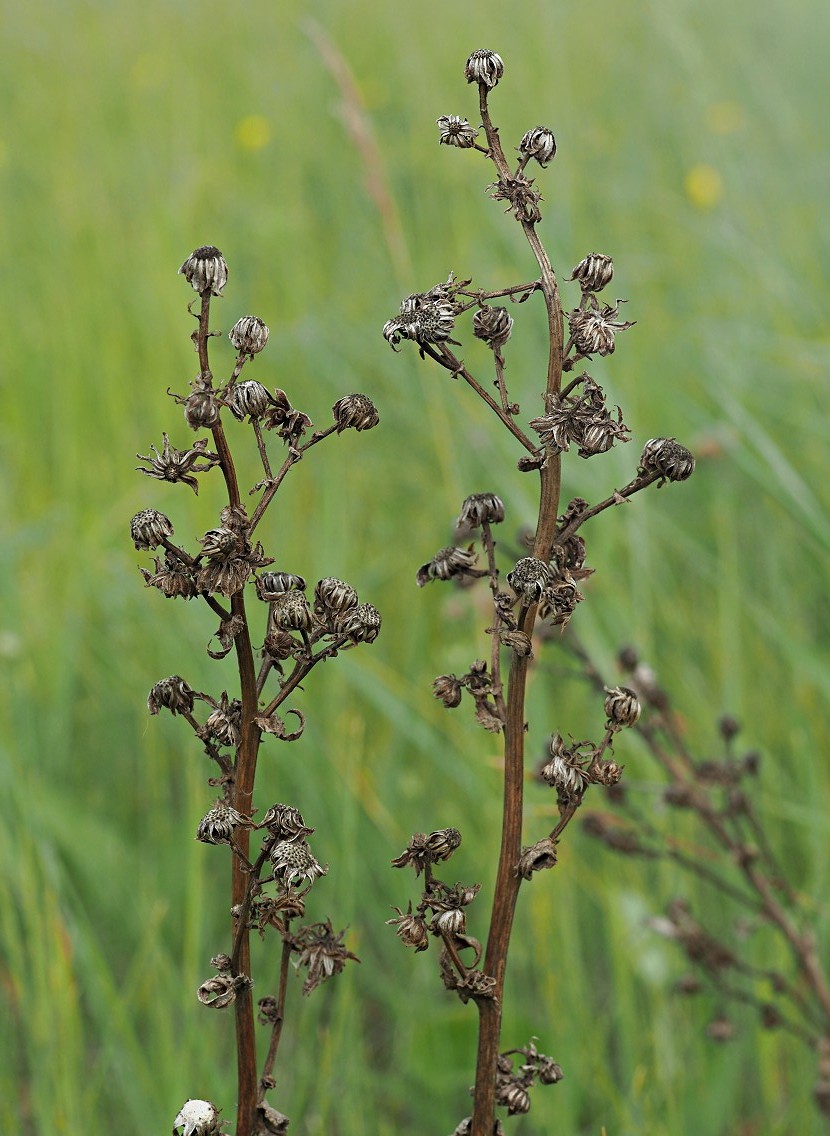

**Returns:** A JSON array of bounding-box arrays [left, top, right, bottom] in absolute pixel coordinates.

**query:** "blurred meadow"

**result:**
[[2, 0, 829, 1132]]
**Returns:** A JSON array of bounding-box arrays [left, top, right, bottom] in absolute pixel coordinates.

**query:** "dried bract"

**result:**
[[229, 315, 269, 356], [487, 174, 543, 225], [178, 245, 228, 297], [465, 48, 504, 88], [131, 508, 174, 550], [140, 555, 198, 600], [567, 297, 634, 359], [387, 905, 430, 952], [433, 674, 464, 708], [392, 827, 462, 875], [292, 920, 358, 995], [197, 974, 240, 1010], [261, 389, 312, 444], [437, 115, 479, 148], [136, 434, 220, 494]]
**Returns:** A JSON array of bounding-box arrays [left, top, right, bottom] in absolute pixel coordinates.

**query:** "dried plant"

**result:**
[[383, 51, 695, 1135], [567, 638, 830, 1117], [132, 247, 378, 1136]]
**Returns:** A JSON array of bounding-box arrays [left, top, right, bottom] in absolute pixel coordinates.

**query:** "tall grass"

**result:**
[[1, 0, 828, 1131]]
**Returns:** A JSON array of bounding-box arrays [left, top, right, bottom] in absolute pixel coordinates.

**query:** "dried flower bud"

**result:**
[[196, 800, 247, 845], [173, 1099, 223, 1136], [604, 685, 641, 730], [204, 694, 241, 747], [270, 590, 313, 632], [182, 387, 221, 430], [339, 601, 382, 644], [332, 393, 379, 433], [197, 974, 239, 1010], [457, 493, 505, 530], [569, 253, 614, 293], [465, 48, 504, 88], [433, 674, 464, 708], [437, 115, 479, 148], [496, 1082, 531, 1115], [519, 126, 557, 167], [148, 675, 194, 716], [417, 546, 478, 586], [140, 555, 198, 600], [387, 906, 430, 952], [256, 572, 307, 600], [136, 434, 220, 494], [538, 1057, 564, 1085], [263, 629, 297, 661], [229, 315, 269, 356], [292, 919, 358, 995], [199, 526, 246, 561], [314, 577, 358, 619], [210, 953, 233, 973], [506, 556, 551, 604], [270, 839, 327, 890], [392, 828, 462, 874], [541, 734, 592, 796], [638, 437, 696, 484], [472, 305, 513, 348], [178, 246, 228, 297], [259, 802, 314, 841], [432, 908, 466, 936], [517, 838, 558, 879], [131, 508, 174, 550], [227, 379, 275, 422]]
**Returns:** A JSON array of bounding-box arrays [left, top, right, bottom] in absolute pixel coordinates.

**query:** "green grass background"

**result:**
[[2, 0, 829, 1132]]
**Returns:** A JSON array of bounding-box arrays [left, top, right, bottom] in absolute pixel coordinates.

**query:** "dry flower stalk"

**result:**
[[136, 246, 379, 1136], [384, 51, 694, 1135]]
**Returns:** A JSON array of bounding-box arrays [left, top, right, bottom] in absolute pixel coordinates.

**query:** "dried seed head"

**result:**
[[496, 1083, 531, 1115], [391, 828, 462, 875], [199, 526, 246, 561], [256, 1102, 290, 1134], [292, 919, 358, 995], [472, 305, 513, 348], [332, 393, 379, 433], [506, 556, 551, 604], [256, 572, 307, 600], [314, 577, 359, 619], [227, 379, 275, 421], [148, 675, 195, 716], [383, 290, 457, 351], [519, 126, 557, 167], [260, 802, 314, 841], [262, 388, 313, 442], [433, 674, 464, 708], [541, 734, 592, 797], [604, 685, 641, 730], [229, 315, 269, 356], [569, 253, 614, 293], [457, 493, 505, 530], [210, 953, 232, 973], [417, 546, 478, 586], [173, 1099, 223, 1136], [197, 974, 239, 1010], [178, 246, 228, 297], [263, 629, 297, 661], [339, 601, 382, 644], [432, 908, 466, 936], [140, 555, 198, 600], [196, 800, 247, 845], [465, 48, 504, 88], [136, 434, 220, 494], [270, 839, 327, 890], [567, 298, 634, 358], [437, 115, 480, 148], [517, 838, 558, 880], [538, 1056, 564, 1085], [131, 508, 174, 550], [270, 590, 313, 632], [387, 906, 430, 952], [638, 437, 696, 483], [204, 694, 242, 747]]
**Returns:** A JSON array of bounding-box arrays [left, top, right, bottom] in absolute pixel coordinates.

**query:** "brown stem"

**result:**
[[259, 931, 294, 1100], [471, 82, 565, 1136]]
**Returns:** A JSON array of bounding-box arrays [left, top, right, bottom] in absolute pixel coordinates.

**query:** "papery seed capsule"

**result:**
[[638, 437, 696, 483], [472, 305, 513, 348], [569, 253, 614, 293], [228, 379, 274, 421], [519, 126, 557, 167], [465, 48, 504, 88], [332, 393, 379, 432], [256, 572, 307, 600], [178, 246, 228, 297], [314, 576, 358, 618], [604, 685, 641, 730], [457, 492, 505, 529], [436, 115, 479, 148], [229, 315, 269, 356], [130, 508, 174, 550], [147, 675, 194, 716]]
